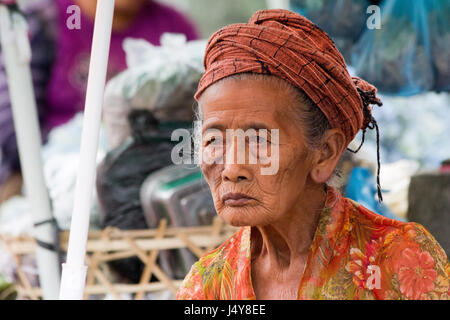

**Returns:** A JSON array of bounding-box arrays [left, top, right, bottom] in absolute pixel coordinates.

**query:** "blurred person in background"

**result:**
[[0, 0, 199, 202]]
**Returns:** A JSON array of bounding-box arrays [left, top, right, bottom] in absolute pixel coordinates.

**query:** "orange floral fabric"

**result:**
[[176, 186, 449, 300]]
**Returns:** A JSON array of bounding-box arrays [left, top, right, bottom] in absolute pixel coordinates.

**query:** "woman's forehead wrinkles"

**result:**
[[200, 86, 283, 112], [202, 99, 276, 113], [202, 110, 281, 132]]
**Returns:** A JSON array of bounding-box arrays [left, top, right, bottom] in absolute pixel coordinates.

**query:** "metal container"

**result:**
[[140, 165, 216, 279]]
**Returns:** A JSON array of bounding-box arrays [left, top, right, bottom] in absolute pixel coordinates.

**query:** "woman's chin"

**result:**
[[218, 208, 269, 227]]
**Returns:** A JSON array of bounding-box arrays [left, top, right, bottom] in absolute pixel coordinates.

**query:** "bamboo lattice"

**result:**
[[0, 217, 236, 300]]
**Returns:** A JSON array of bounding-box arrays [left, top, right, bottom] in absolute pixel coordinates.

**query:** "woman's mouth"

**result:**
[[221, 192, 255, 207]]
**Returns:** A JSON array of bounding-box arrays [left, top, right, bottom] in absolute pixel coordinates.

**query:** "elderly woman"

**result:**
[[176, 9, 449, 300]]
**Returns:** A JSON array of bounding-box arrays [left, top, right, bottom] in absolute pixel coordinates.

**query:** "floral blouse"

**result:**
[[176, 186, 449, 300]]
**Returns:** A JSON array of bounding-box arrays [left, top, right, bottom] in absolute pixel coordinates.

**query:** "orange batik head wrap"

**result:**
[[195, 9, 384, 201]]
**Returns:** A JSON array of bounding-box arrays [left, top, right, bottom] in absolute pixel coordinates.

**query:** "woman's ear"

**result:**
[[310, 129, 346, 183]]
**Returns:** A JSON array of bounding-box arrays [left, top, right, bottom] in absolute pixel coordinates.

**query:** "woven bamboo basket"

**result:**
[[0, 217, 236, 300]]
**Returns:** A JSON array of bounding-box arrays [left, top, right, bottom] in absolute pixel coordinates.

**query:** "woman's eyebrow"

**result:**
[[202, 122, 273, 133], [202, 123, 225, 133], [241, 122, 272, 131]]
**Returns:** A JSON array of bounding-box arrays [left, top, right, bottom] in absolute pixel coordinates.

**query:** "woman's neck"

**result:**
[[74, 0, 142, 32], [251, 183, 326, 270]]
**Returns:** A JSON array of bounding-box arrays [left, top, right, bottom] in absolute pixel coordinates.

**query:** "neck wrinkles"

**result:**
[[247, 185, 342, 299], [250, 184, 328, 269]]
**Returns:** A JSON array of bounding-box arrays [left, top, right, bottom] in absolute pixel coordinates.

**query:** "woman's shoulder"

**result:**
[[344, 197, 406, 227], [176, 227, 248, 300], [343, 197, 449, 299], [378, 222, 449, 299], [345, 196, 447, 258], [196, 226, 248, 270]]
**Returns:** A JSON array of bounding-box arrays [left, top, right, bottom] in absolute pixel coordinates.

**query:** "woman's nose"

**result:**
[[221, 162, 251, 182], [221, 137, 253, 182]]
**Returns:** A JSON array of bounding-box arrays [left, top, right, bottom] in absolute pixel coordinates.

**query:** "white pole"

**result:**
[[59, 0, 114, 300], [0, 5, 60, 299]]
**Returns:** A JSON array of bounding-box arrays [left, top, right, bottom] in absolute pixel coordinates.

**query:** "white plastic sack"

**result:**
[[41, 113, 107, 230], [346, 91, 449, 218], [0, 195, 33, 236], [379, 159, 420, 219], [0, 113, 107, 234], [348, 91, 450, 169], [103, 33, 207, 149]]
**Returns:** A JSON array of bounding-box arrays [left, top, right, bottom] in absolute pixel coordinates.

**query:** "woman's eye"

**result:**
[[249, 135, 268, 144], [204, 138, 212, 146], [204, 136, 220, 146]]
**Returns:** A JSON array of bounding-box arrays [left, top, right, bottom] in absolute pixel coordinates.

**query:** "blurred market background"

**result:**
[[0, 0, 448, 300]]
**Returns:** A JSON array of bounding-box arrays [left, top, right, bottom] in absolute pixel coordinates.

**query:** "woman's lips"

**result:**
[[221, 192, 255, 207]]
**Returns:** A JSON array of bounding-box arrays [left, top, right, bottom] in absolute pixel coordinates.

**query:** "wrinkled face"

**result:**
[[198, 78, 316, 227]]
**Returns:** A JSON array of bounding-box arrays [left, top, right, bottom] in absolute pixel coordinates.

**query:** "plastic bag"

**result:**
[[429, 0, 450, 91], [351, 0, 449, 95], [378, 160, 419, 219], [290, 0, 369, 61], [345, 166, 406, 221], [103, 33, 206, 150], [41, 113, 107, 230], [355, 91, 450, 168], [96, 109, 192, 282], [0, 113, 106, 234], [0, 195, 33, 236]]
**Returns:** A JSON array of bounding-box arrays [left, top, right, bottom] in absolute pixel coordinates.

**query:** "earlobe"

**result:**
[[310, 166, 332, 184], [310, 168, 321, 183]]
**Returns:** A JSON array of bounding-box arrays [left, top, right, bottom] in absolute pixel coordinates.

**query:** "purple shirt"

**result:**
[[0, 0, 198, 183], [45, 0, 199, 130]]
